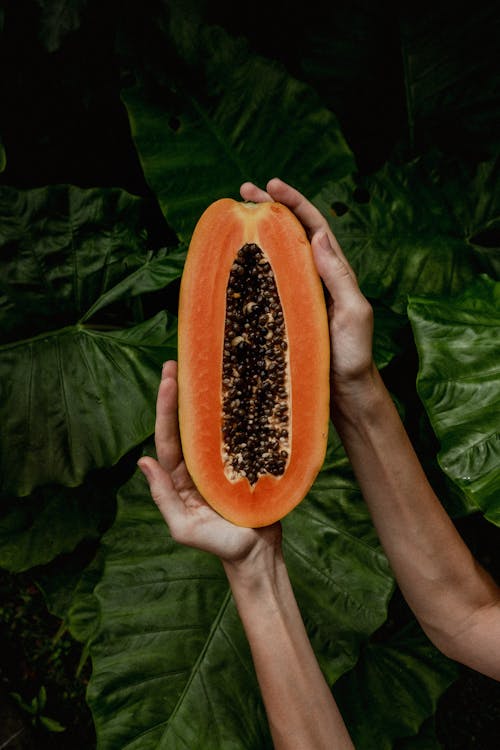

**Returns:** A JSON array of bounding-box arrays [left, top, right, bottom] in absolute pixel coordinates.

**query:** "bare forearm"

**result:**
[[333, 367, 500, 666], [223, 553, 353, 750]]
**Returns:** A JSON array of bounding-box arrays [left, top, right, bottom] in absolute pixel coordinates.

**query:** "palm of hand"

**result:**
[[145, 362, 281, 564], [172, 459, 241, 544], [164, 455, 281, 563]]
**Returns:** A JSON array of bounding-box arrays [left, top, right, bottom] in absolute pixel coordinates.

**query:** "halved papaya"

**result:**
[[178, 198, 330, 527]]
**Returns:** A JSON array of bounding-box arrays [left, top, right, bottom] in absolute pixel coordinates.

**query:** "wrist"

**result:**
[[223, 542, 287, 599], [332, 362, 387, 424], [223, 545, 300, 641]]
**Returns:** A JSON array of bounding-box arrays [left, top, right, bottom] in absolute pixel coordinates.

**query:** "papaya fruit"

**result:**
[[178, 198, 330, 527]]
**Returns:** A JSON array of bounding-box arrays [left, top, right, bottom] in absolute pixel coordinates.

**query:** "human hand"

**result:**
[[240, 178, 377, 408], [138, 361, 282, 572]]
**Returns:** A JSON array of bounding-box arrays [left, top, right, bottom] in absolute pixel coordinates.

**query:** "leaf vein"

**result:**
[[160, 588, 232, 741]]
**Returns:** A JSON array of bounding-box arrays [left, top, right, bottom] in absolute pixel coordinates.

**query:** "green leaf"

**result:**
[[37, 685, 47, 712], [313, 156, 499, 314], [81, 246, 187, 322], [10, 691, 36, 715], [237, 2, 499, 168], [0, 482, 112, 572], [0, 184, 156, 344], [372, 302, 408, 371], [400, 1, 500, 156], [408, 276, 500, 525], [39, 715, 66, 732], [335, 620, 459, 750], [282, 428, 393, 684], [88, 463, 271, 750], [122, 15, 355, 241], [88, 433, 393, 749], [0, 312, 177, 496], [66, 548, 103, 643]]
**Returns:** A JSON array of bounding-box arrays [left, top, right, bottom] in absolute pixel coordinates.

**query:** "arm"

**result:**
[[224, 546, 353, 749], [335, 366, 500, 678], [138, 361, 354, 750], [241, 179, 500, 680]]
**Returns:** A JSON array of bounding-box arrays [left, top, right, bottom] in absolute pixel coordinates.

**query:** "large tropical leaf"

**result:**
[[81, 246, 186, 322], [0, 182, 184, 496], [283, 0, 499, 165], [0, 184, 152, 343], [122, 8, 355, 241], [0, 482, 111, 573], [87, 431, 393, 749], [282, 428, 394, 684], [372, 302, 408, 371], [400, 1, 500, 156], [0, 449, 133, 574], [208, 0, 499, 170], [408, 275, 500, 525], [334, 619, 458, 749], [88, 462, 272, 750], [0, 312, 176, 497], [313, 156, 498, 314]]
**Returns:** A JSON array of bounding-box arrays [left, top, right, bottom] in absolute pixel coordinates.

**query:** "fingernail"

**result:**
[[318, 231, 332, 251], [137, 458, 151, 480], [161, 361, 170, 379]]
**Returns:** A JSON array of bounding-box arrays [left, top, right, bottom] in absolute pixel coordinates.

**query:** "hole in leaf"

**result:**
[[330, 201, 349, 217], [352, 187, 370, 204]]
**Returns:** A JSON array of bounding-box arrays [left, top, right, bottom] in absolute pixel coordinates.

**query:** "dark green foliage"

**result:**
[[0, 1, 499, 748]]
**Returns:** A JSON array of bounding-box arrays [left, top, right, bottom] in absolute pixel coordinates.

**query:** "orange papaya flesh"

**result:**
[[178, 198, 330, 527]]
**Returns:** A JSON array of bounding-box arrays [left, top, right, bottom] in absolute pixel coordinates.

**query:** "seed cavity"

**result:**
[[221, 243, 290, 486]]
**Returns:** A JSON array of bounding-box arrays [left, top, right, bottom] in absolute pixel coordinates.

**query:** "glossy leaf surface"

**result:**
[[88, 432, 394, 749], [122, 15, 355, 241], [0, 184, 150, 343], [0, 183, 182, 497], [0, 313, 176, 496], [409, 276, 500, 524], [335, 620, 458, 749], [313, 157, 498, 313]]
